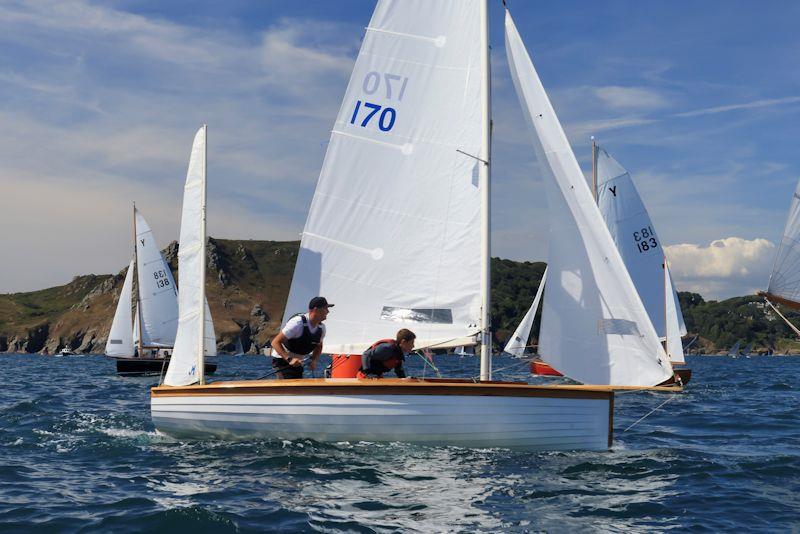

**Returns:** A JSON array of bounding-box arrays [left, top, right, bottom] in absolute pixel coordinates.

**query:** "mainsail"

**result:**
[[504, 267, 547, 358], [135, 209, 179, 347], [165, 126, 214, 386], [596, 148, 687, 339], [283, 0, 487, 354], [765, 179, 800, 307], [105, 260, 135, 357], [505, 10, 672, 386]]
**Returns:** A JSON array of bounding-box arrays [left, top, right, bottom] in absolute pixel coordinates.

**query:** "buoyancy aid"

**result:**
[[283, 314, 322, 356], [362, 339, 405, 377]]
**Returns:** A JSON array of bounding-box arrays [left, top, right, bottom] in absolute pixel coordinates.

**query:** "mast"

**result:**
[[198, 124, 207, 385], [663, 256, 669, 360], [132, 203, 144, 358], [479, 0, 492, 381], [591, 137, 598, 201]]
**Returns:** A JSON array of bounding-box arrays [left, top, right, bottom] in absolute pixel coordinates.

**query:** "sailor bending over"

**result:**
[[358, 329, 416, 379], [271, 296, 332, 379]]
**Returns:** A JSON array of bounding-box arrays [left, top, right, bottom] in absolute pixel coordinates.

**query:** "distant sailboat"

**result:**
[[105, 203, 217, 376], [728, 340, 741, 358], [759, 178, 800, 339], [234, 337, 245, 356], [742, 342, 753, 359]]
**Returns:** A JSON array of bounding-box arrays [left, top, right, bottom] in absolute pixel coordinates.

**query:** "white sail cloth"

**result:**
[[165, 127, 215, 386], [505, 11, 672, 387], [105, 260, 135, 357], [135, 209, 179, 347], [504, 267, 547, 357], [767, 178, 800, 303], [283, 0, 486, 353], [664, 264, 685, 364], [596, 148, 687, 339]]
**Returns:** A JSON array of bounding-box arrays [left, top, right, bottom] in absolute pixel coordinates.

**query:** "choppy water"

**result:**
[[1, 354, 798, 532]]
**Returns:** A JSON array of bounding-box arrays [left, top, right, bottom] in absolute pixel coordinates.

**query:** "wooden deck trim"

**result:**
[[151, 378, 616, 401], [759, 291, 800, 310]]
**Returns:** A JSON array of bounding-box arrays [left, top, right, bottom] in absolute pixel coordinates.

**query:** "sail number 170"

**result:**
[[633, 226, 658, 253]]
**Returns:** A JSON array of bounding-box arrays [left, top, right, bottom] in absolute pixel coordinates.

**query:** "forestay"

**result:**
[[283, 0, 486, 353], [596, 148, 686, 339], [105, 260, 135, 357], [767, 178, 800, 305], [504, 267, 547, 357], [504, 10, 672, 386], [135, 209, 179, 347], [165, 127, 215, 386]]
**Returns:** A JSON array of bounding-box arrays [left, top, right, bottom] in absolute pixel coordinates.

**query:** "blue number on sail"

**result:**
[[350, 100, 396, 132]]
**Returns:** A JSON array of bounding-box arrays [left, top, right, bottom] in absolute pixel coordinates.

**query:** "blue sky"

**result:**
[[0, 0, 797, 299]]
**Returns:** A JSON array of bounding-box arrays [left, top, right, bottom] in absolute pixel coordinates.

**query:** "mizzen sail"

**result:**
[[283, 0, 487, 353], [504, 10, 671, 386]]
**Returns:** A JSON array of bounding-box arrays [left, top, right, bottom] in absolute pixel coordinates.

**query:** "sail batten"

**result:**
[[504, 10, 671, 387]]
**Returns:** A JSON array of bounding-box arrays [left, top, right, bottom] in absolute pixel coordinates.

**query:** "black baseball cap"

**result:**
[[308, 296, 334, 309]]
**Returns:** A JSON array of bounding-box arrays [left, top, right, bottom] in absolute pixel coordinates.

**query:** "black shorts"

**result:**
[[272, 358, 304, 379]]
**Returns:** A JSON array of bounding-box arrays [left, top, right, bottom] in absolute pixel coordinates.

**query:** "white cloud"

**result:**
[[665, 237, 775, 299], [673, 95, 800, 118]]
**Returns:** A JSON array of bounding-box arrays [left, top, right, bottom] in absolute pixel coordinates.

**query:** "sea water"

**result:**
[[1, 354, 798, 532]]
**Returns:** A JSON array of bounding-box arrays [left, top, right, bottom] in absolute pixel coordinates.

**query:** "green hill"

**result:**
[[2, 242, 798, 354]]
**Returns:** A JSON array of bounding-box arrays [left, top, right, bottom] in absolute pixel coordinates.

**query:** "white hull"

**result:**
[[151, 379, 613, 451]]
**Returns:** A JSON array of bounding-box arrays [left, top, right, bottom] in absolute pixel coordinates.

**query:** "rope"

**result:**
[[622, 394, 677, 432]]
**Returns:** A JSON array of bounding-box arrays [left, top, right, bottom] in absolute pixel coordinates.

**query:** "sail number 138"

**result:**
[[633, 226, 658, 253]]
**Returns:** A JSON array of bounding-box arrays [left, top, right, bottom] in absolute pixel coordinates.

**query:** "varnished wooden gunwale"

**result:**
[[758, 291, 800, 310], [151, 378, 616, 401]]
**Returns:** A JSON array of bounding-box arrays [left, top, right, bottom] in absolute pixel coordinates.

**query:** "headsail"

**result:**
[[283, 0, 487, 353], [765, 179, 800, 307], [165, 126, 211, 386], [135, 209, 179, 347], [504, 10, 671, 386], [105, 260, 135, 357], [664, 264, 685, 364], [504, 267, 547, 358], [596, 148, 687, 339]]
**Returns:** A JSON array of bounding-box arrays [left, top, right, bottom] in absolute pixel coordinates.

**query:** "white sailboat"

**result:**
[[728, 340, 741, 358], [105, 202, 217, 375], [234, 337, 245, 356], [759, 178, 800, 338], [594, 146, 690, 382], [152, 2, 617, 452], [504, 267, 547, 358]]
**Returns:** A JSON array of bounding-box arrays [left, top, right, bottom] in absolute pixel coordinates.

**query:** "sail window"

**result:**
[[380, 307, 453, 324], [597, 319, 640, 336]]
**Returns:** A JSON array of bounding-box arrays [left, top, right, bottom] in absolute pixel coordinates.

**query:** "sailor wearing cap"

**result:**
[[270, 297, 333, 379]]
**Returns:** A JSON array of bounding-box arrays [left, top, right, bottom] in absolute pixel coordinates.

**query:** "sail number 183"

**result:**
[[633, 226, 658, 253]]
